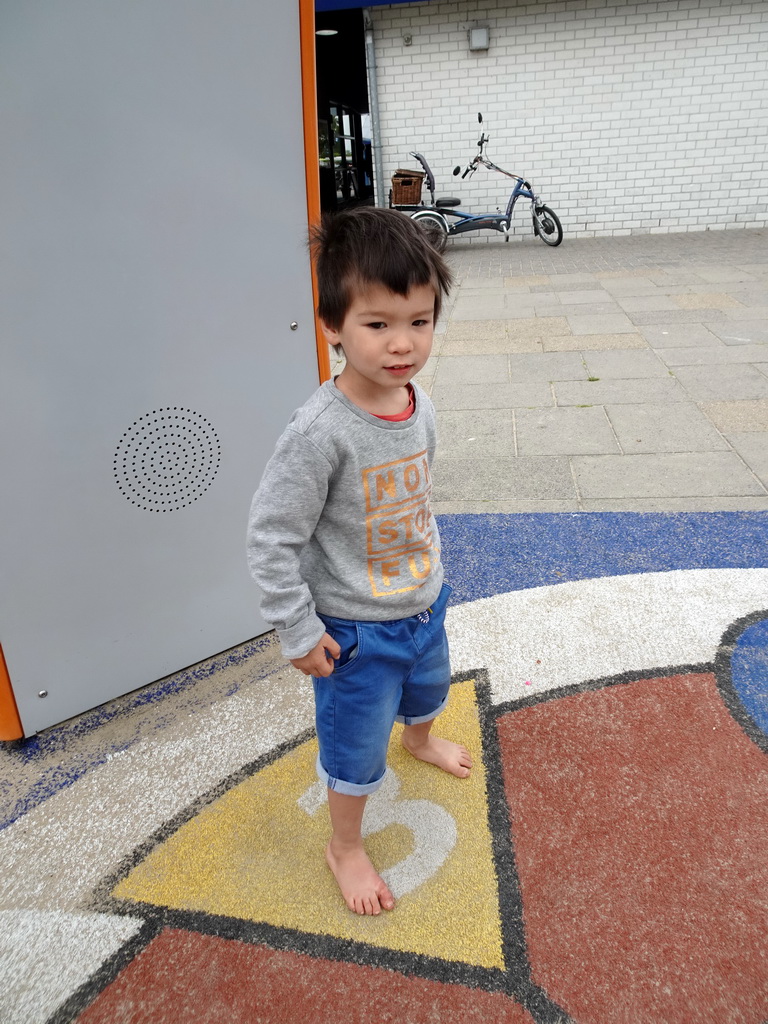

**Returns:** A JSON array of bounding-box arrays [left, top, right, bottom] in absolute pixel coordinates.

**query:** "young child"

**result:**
[[247, 207, 471, 917]]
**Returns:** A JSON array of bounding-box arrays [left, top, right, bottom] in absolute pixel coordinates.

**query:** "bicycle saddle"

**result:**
[[410, 152, 461, 208]]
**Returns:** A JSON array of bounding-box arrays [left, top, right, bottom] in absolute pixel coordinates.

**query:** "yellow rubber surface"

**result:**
[[113, 679, 504, 968]]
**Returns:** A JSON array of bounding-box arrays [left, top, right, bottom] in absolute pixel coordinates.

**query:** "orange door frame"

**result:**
[[299, 0, 330, 383]]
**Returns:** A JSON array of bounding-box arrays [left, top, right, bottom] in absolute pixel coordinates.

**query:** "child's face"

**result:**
[[322, 283, 436, 402]]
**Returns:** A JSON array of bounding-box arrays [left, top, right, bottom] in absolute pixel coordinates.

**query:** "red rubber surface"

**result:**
[[497, 671, 768, 1023]]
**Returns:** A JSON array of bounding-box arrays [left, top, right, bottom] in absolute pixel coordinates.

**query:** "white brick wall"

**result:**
[[370, 0, 768, 239]]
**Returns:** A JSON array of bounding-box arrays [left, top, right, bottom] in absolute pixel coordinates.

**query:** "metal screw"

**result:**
[[38, 689, 48, 698], [290, 322, 298, 331]]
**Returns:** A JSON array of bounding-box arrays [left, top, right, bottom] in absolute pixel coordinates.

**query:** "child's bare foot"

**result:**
[[401, 732, 472, 777], [325, 838, 395, 916]]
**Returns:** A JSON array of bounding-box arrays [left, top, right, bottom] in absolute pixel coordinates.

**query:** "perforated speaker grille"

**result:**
[[114, 408, 221, 512]]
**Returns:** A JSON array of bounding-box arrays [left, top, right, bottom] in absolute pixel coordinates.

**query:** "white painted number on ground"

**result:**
[[298, 771, 457, 898]]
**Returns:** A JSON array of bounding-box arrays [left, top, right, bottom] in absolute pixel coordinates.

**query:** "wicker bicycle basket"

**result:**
[[391, 168, 425, 205]]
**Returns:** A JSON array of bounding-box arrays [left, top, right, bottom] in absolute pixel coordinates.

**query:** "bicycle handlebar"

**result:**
[[455, 115, 524, 184]]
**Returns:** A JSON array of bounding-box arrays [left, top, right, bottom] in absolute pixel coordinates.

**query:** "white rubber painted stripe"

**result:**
[[447, 568, 768, 705], [0, 910, 141, 1024], [0, 680, 314, 1020]]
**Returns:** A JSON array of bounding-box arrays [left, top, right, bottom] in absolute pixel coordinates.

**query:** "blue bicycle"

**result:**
[[393, 114, 563, 248]]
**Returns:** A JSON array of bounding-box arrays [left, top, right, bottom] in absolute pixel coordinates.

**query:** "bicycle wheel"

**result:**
[[532, 205, 563, 247], [411, 211, 449, 253]]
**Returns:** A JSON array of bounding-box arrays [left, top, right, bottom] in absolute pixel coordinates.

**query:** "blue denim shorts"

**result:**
[[312, 582, 452, 797]]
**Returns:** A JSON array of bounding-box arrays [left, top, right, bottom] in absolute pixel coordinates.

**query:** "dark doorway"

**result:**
[[315, 9, 373, 210]]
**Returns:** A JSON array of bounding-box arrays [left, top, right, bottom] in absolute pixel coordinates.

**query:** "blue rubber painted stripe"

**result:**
[[731, 617, 768, 737], [439, 512, 768, 606]]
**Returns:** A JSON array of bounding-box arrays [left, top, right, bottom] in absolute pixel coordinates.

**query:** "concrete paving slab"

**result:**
[[725, 432, 768, 487], [645, 270, 709, 286], [682, 284, 754, 297], [452, 287, 505, 300], [504, 301, 570, 319], [555, 290, 613, 304], [659, 284, 705, 296], [673, 292, 743, 310], [657, 345, 768, 365], [594, 268, 658, 279], [441, 334, 543, 355], [693, 267, 760, 283], [503, 275, 551, 287], [441, 320, 544, 355], [555, 377, 689, 406], [516, 406, 620, 456], [638, 324, 724, 347], [431, 381, 554, 410], [699, 399, 768, 432], [557, 301, 625, 317], [697, 322, 768, 345], [605, 403, 730, 454], [628, 309, 729, 325], [508, 352, 589, 383], [436, 409, 515, 458], [568, 313, 637, 334], [599, 278, 667, 296], [580, 496, 768, 511], [504, 291, 559, 305], [431, 456, 576, 501], [542, 332, 649, 351], [461, 276, 515, 289], [669, 364, 768, 401], [530, 302, 575, 318], [451, 298, 507, 321], [443, 320, 508, 343], [504, 316, 571, 339], [615, 295, 681, 312], [572, 452, 767, 499], [536, 273, 598, 289], [432, 498, 581, 512], [723, 305, 768, 321], [583, 350, 670, 378], [433, 354, 509, 385]]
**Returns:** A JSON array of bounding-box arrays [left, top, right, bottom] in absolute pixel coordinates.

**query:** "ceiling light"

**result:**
[[316, 29, 338, 36]]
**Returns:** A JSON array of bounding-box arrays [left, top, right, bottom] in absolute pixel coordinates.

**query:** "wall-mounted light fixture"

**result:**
[[468, 26, 490, 51], [403, 33, 413, 46]]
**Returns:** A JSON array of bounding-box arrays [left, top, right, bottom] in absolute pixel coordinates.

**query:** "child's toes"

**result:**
[[378, 885, 395, 911]]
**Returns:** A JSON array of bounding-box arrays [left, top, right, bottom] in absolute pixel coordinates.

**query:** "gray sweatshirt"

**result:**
[[247, 379, 444, 659]]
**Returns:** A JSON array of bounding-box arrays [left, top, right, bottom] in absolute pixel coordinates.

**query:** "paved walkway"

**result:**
[[420, 227, 768, 512]]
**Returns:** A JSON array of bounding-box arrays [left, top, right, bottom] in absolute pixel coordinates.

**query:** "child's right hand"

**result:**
[[290, 632, 341, 677]]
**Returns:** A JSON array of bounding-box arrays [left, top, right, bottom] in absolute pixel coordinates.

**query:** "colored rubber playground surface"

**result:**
[[2, 231, 768, 1023]]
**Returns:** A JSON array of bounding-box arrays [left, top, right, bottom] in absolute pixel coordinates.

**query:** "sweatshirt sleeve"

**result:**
[[246, 427, 332, 659]]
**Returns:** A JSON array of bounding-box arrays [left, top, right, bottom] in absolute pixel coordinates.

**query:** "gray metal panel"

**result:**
[[0, 1, 318, 733]]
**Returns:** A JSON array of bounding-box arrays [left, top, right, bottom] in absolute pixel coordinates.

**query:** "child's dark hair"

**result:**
[[310, 207, 453, 331]]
